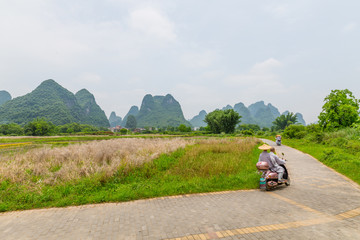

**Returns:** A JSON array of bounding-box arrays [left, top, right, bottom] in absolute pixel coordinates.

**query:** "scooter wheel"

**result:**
[[285, 177, 290, 186], [265, 181, 271, 191]]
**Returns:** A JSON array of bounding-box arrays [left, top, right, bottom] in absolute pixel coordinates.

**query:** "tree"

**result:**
[[125, 115, 137, 129], [120, 128, 128, 135], [204, 109, 241, 134], [272, 112, 298, 130], [318, 89, 360, 130], [24, 118, 55, 136], [178, 124, 191, 132], [0, 123, 24, 136], [237, 124, 260, 131]]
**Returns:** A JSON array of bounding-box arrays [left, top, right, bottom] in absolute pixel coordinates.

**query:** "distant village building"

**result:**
[[110, 125, 126, 132]]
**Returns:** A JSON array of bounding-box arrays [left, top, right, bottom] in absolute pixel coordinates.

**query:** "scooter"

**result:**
[[275, 135, 282, 146], [256, 158, 290, 191]]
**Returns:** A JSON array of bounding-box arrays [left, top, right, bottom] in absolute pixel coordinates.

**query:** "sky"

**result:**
[[1, 0, 360, 124]]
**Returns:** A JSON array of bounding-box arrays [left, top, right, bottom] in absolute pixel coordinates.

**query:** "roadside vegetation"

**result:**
[[278, 126, 360, 185], [0, 137, 260, 212], [267, 89, 360, 185]]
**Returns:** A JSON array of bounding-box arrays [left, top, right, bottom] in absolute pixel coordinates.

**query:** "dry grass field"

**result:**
[[0, 136, 261, 211], [0, 138, 193, 185]]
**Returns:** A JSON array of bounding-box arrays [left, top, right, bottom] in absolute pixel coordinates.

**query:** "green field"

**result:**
[[0, 136, 261, 212]]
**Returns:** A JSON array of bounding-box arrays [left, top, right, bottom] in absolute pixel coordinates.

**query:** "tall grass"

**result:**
[[0, 138, 192, 185], [0, 137, 261, 211], [170, 138, 258, 178]]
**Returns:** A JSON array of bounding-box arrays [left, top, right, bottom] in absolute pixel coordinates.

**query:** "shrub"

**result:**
[[328, 137, 348, 147], [294, 131, 307, 139], [241, 130, 254, 136], [346, 140, 360, 153], [306, 123, 322, 134], [24, 118, 55, 136], [256, 131, 265, 136], [307, 132, 325, 143], [284, 125, 307, 139]]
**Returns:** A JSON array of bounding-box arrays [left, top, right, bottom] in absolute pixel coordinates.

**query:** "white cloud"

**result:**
[[76, 73, 102, 84], [225, 58, 283, 88], [343, 22, 357, 33], [128, 7, 176, 41], [172, 83, 223, 119], [181, 51, 217, 68], [268, 4, 290, 17]]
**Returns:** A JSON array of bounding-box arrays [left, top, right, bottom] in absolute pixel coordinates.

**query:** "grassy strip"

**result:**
[[0, 138, 260, 212], [281, 139, 360, 185]]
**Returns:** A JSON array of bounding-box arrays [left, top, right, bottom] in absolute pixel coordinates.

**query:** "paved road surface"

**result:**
[[1, 139, 360, 239]]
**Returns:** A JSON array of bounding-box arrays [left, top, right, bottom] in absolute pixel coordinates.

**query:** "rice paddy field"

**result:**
[[0, 136, 261, 212]]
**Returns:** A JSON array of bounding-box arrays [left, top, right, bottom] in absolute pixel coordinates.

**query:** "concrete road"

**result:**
[[1, 139, 360, 239]]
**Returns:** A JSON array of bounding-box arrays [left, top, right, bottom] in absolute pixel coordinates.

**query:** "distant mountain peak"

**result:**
[[0, 90, 12, 106], [109, 111, 122, 128], [199, 110, 207, 115], [37, 79, 60, 89], [136, 94, 190, 128]]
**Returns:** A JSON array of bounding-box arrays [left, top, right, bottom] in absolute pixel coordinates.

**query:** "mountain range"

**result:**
[[1, 79, 306, 129], [0, 80, 109, 127], [189, 101, 306, 128]]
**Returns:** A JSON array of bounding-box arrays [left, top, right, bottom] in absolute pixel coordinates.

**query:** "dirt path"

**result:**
[[1, 139, 360, 239]]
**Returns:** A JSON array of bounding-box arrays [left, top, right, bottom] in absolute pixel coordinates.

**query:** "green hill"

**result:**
[[121, 106, 139, 127], [109, 112, 122, 128], [189, 110, 207, 128], [136, 94, 190, 128], [75, 89, 109, 127], [0, 90, 11, 106], [248, 101, 280, 127], [0, 79, 109, 127], [233, 102, 255, 125]]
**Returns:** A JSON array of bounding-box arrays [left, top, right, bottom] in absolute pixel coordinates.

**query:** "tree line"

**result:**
[[1, 89, 358, 136]]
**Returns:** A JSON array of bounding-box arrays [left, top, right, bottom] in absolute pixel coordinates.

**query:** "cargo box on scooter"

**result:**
[[256, 161, 269, 170]]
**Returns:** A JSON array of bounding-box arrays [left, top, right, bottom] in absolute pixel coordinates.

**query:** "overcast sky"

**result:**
[[1, 0, 360, 124]]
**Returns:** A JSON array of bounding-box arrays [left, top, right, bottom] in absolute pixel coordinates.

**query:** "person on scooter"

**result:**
[[269, 147, 286, 183], [275, 135, 282, 145], [257, 144, 274, 169]]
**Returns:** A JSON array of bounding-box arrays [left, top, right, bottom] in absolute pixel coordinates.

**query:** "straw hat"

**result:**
[[258, 144, 272, 150]]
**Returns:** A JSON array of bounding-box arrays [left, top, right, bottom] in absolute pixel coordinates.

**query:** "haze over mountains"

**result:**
[[190, 101, 306, 128], [1, 79, 306, 129]]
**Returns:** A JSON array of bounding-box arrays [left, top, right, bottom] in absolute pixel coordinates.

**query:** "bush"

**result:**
[[0, 123, 24, 136], [120, 128, 128, 135], [307, 132, 325, 143], [24, 118, 55, 136], [284, 125, 307, 139], [306, 123, 322, 134], [295, 131, 307, 139], [256, 131, 265, 136], [346, 140, 360, 153], [328, 137, 348, 147], [241, 130, 254, 136]]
